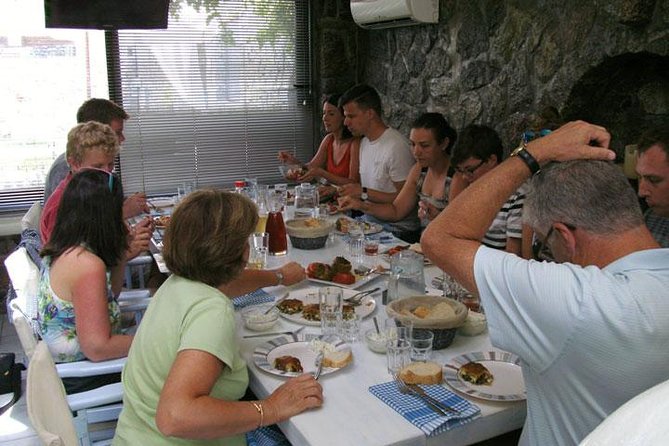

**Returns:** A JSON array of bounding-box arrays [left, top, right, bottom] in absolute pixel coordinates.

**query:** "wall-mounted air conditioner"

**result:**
[[350, 0, 439, 30]]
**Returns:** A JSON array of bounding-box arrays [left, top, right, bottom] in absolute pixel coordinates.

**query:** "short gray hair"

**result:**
[[523, 160, 643, 235]]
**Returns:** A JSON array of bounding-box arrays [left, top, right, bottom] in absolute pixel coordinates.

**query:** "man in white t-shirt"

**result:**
[[337, 84, 419, 242], [422, 121, 669, 446]]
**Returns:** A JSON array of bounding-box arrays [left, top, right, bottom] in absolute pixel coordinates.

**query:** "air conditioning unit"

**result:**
[[350, 0, 439, 30]]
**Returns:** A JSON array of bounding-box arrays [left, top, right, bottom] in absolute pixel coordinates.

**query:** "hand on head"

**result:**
[[265, 373, 323, 422], [529, 120, 615, 165], [278, 262, 306, 285]]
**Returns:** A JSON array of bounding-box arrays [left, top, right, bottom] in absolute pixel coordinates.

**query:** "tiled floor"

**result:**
[[0, 315, 40, 445]]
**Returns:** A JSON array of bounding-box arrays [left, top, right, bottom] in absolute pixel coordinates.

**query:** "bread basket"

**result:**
[[285, 218, 334, 250], [386, 295, 468, 349]]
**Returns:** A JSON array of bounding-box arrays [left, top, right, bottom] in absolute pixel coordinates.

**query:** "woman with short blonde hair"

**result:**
[[115, 190, 323, 445]]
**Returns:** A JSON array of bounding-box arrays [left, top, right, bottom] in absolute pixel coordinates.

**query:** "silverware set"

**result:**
[[242, 326, 304, 339], [344, 287, 380, 306], [392, 373, 459, 416]]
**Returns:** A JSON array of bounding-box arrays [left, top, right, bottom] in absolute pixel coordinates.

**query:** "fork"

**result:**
[[344, 287, 380, 306], [392, 373, 455, 416], [406, 383, 460, 414]]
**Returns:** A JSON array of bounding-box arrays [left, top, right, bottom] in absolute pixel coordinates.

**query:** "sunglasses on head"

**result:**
[[522, 129, 552, 144]]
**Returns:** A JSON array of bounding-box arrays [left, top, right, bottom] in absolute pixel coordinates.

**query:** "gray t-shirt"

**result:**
[[43, 153, 69, 203]]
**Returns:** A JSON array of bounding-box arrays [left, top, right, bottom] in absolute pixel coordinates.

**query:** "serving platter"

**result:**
[[253, 334, 351, 377], [278, 287, 376, 326], [443, 351, 526, 402]]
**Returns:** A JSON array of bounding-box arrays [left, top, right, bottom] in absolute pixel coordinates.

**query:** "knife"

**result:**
[[313, 352, 324, 380], [407, 384, 459, 414]]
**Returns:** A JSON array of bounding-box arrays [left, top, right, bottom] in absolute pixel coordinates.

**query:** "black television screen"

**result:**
[[45, 0, 169, 30]]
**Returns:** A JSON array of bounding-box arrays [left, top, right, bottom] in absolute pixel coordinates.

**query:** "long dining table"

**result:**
[[237, 230, 526, 446], [145, 200, 526, 445]]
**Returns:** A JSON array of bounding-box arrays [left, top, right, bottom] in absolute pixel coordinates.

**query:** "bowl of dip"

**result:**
[[241, 305, 280, 331], [364, 328, 389, 353]]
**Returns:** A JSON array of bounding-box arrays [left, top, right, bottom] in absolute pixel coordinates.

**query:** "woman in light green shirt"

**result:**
[[114, 190, 323, 445]]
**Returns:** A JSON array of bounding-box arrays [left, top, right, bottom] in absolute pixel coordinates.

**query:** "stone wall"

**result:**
[[313, 0, 668, 156]]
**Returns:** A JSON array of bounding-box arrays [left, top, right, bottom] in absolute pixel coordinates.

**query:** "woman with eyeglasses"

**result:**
[[38, 168, 132, 394], [449, 124, 528, 256], [338, 112, 456, 233], [114, 190, 322, 445]]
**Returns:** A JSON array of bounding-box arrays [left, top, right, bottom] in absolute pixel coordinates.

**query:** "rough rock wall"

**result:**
[[314, 0, 668, 156]]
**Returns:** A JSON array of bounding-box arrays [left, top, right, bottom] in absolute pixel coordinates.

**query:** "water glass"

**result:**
[[248, 232, 269, 269], [341, 312, 361, 343], [319, 287, 343, 336], [348, 221, 364, 261], [410, 330, 434, 362], [386, 338, 411, 374], [384, 319, 412, 343]]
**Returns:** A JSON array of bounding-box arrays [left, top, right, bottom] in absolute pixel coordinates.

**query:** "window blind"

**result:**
[[109, 0, 314, 197]]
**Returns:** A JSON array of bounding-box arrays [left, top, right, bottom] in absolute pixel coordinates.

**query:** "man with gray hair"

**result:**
[[636, 126, 669, 247], [422, 121, 669, 445]]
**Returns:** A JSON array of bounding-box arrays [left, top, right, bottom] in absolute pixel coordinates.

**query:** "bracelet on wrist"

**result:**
[[250, 401, 264, 428]]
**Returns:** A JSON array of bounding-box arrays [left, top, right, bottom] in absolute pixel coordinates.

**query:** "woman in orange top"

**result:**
[[279, 94, 360, 189]]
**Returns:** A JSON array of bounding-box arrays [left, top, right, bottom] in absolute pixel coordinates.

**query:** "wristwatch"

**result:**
[[274, 271, 284, 286], [360, 187, 369, 202], [511, 141, 541, 175]]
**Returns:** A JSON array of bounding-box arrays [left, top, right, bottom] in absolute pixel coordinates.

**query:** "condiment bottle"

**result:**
[[265, 192, 287, 255]]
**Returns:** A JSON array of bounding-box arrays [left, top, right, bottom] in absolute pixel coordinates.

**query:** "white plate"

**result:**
[[334, 217, 384, 235], [443, 351, 526, 401], [253, 334, 351, 377], [148, 196, 175, 208], [278, 287, 377, 326]]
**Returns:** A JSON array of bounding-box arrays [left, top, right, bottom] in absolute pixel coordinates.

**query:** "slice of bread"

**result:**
[[322, 349, 353, 368], [399, 361, 443, 385]]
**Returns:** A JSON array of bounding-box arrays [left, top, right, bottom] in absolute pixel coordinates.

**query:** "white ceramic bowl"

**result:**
[[364, 328, 389, 353], [241, 305, 279, 331]]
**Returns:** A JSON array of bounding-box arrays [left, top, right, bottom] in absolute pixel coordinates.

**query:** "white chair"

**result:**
[[4, 243, 149, 443], [579, 379, 669, 446], [28, 341, 117, 446]]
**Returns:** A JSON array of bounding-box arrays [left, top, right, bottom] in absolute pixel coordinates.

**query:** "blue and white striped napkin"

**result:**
[[369, 381, 481, 437], [232, 289, 275, 310], [246, 425, 290, 446]]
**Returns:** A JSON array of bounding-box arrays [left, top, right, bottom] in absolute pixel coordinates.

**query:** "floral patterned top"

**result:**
[[37, 255, 122, 363]]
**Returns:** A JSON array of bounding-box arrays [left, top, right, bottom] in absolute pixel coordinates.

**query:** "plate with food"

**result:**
[[153, 215, 172, 228], [381, 243, 431, 265], [334, 217, 383, 235], [306, 256, 380, 289], [253, 334, 353, 377], [443, 351, 525, 401], [276, 287, 376, 326]]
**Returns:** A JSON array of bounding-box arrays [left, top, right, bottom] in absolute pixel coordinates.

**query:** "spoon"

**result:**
[[373, 316, 380, 334]]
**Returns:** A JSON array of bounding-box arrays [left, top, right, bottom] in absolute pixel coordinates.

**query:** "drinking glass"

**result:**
[[409, 330, 434, 362], [384, 318, 412, 342], [386, 338, 411, 375], [341, 312, 361, 343], [387, 250, 425, 302], [248, 232, 269, 269], [348, 221, 364, 261], [319, 287, 343, 336]]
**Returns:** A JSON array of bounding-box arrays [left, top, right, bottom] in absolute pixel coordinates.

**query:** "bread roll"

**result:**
[[399, 361, 443, 385], [322, 349, 353, 368]]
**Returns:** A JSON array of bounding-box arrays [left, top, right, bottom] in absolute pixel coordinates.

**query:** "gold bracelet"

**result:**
[[250, 401, 264, 428]]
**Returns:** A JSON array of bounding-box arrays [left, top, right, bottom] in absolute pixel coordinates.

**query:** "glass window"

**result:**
[[112, 0, 314, 197], [0, 0, 314, 212], [0, 0, 108, 212]]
